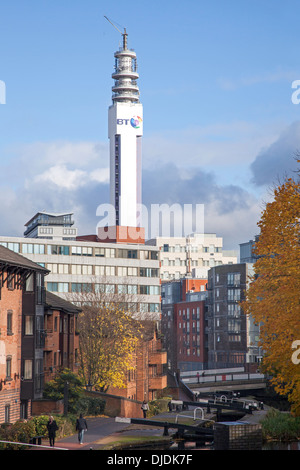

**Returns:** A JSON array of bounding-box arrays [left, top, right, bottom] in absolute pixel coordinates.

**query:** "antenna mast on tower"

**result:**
[[104, 16, 128, 49]]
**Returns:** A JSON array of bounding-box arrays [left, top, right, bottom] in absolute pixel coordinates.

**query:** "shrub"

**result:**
[[43, 369, 85, 414], [30, 415, 75, 440], [148, 397, 172, 417], [261, 408, 300, 441], [0, 420, 36, 450]]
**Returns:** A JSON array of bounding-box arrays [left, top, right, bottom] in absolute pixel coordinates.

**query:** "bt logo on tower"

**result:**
[[117, 116, 143, 128]]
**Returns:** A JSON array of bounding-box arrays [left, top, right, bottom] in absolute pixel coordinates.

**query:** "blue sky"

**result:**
[[0, 0, 300, 249]]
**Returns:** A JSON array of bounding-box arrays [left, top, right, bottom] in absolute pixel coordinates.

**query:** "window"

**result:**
[[47, 282, 58, 292], [6, 356, 12, 379], [229, 335, 241, 342], [82, 246, 92, 256], [95, 266, 105, 276], [71, 264, 92, 275], [128, 285, 138, 295], [95, 247, 105, 257], [6, 242, 20, 253], [7, 311, 13, 335], [228, 272, 241, 286], [82, 265, 92, 275], [22, 243, 45, 254], [24, 360, 33, 380], [48, 245, 69, 255], [117, 249, 137, 259], [47, 282, 68, 293], [228, 304, 241, 317], [105, 248, 115, 258], [117, 266, 127, 276], [71, 283, 92, 293], [140, 285, 159, 295], [58, 264, 69, 274], [58, 283, 68, 293], [139, 268, 158, 277], [228, 319, 241, 333], [25, 274, 34, 291], [24, 316, 34, 335], [5, 405, 10, 423], [118, 285, 127, 294], [105, 266, 115, 276], [128, 267, 137, 276], [105, 284, 115, 294], [72, 246, 82, 256], [228, 289, 241, 301]]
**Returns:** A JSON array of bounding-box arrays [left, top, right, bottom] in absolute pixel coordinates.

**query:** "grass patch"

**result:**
[[101, 435, 171, 450]]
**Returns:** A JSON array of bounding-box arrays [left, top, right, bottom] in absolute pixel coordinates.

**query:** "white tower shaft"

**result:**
[[108, 28, 143, 228]]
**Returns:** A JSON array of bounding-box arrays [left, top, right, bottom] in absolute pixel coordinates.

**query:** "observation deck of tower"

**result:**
[[111, 28, 140, 104]]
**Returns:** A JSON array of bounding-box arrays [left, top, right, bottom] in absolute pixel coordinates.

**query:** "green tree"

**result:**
[[43, 369, 84, 413]]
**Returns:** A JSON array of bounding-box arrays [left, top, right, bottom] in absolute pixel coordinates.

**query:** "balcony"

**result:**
[[149, 349, 167, 366], [44, 329, 54, 351], [149, 374, 167, 390]]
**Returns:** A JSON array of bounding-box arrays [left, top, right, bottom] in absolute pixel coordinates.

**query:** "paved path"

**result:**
[[35, 404, 268, 450], [38, 417, 132, 450]]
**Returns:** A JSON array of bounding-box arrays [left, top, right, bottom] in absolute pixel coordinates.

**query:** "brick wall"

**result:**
[[213, 422, 262, 450], [85, 390, 144, 418], [0, 283, 23, 423]]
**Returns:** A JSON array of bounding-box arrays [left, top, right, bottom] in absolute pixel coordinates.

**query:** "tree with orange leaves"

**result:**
[[242, 163, 300, 415]]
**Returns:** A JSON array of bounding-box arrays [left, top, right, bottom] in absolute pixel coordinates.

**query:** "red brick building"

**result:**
[[0, 265, 23, 424], [108, 321, 167, 402], [174, 299, 207, 368], [43, 291, 81, 383], [0, 245, 48, 423], [161, 279, 208, 372]]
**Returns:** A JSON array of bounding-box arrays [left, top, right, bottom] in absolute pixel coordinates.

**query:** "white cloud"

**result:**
[[0, 119, 296, 250], [36, 164, 88, 190], [143, 120, 280, 171], [90, 167, 109, 183], [15, 140, 108, 168], [250, 121, 300, 186]]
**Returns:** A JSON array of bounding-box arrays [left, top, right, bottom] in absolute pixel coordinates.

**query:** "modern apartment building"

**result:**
[[147, 233, 237, 281], [206, 263, 261, 368], [239, 235, 259, 263], [24, 211, 77, 240], [161, 279, 208, 373], [0, 229, 161, 321]]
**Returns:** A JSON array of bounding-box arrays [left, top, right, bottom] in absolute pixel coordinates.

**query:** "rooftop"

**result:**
[[0, 244, 49, 272], [45, 290, 82, 314]]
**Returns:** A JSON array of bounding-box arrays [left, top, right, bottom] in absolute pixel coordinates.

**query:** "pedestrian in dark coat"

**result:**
[[76, 413, 88, 444], [47, 415, 59, 447]]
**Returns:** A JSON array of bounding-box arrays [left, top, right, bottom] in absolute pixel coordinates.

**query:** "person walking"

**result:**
[[47, 415, 59, 447], [141, 400, 149, 418], [76, 413, 88, 445]]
